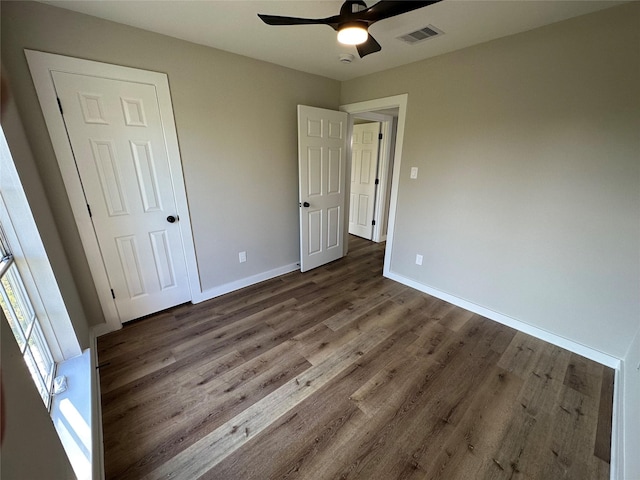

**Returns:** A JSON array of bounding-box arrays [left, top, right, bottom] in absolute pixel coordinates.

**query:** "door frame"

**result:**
[[348, 113, 394, 243], [26, 50, 200, 333], [340, 94, 408, 275]]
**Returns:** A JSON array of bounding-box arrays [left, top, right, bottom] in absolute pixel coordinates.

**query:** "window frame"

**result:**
[[1, 249, 56, 408]]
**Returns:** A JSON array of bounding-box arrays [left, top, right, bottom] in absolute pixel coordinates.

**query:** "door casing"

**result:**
[[26, 50, 200, 333], [340, 94, 408, 275]]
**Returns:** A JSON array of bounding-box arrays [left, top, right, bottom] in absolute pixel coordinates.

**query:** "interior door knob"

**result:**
[[303, 202, 310, 208], [167, 215, 177, 223]]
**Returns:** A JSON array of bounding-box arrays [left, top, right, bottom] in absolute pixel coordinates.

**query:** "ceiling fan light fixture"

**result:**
[[337, 22, 368, 45]]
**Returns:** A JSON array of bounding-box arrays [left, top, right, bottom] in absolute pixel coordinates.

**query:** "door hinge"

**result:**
[[375, 178, 379, 185], [372, 220, 376, 226], [87, 204, 92, 217], [110, 289, 115, 299], [378, 133, 383, 140], [57, 97, 63, 115]]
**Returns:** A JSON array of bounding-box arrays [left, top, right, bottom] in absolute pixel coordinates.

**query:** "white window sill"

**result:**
[[50, 349, 92, 480]]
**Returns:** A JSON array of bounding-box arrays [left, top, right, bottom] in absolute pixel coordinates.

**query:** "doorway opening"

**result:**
[[340, 94, 408, 278], [347, 109, 398, 244]]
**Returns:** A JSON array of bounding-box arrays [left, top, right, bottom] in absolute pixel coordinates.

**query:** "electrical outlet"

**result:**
[[415, 254, 423, 266], [239, 251, 247, 263], [410, 167, 419, 179]]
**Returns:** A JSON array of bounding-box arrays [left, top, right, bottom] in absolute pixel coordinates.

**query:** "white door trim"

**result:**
[[25, 50, 200, 332], [340, 94, 408, 275]]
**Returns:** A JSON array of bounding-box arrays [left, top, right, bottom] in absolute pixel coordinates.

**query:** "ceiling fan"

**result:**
[[258, 1, 442, 58]]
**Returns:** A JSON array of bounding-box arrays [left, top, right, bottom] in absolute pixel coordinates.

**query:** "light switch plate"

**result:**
[[410, 167, 418, 179]]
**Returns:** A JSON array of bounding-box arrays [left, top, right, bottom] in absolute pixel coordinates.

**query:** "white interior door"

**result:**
[[349, 122, 381, 239], [298, 105, 348, 272], [52, 71, 191, 322]]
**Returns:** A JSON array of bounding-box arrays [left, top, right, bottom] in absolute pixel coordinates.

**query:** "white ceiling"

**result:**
[[42, 0, 625, 81]]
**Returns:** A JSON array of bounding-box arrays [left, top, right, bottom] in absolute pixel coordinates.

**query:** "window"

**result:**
[[0, 221, 56, 408], [2, 113, 90, 478]]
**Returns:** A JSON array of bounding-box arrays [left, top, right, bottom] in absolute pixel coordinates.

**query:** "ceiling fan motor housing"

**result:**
[[341, 0, 369, 16]]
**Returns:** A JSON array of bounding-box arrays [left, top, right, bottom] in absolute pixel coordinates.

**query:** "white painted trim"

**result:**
[[611, 364, 622, 480], [0, 128, 81, 361], [385, 270, 621, 369], [618, 326, 640, 480], [340, 94, 409, 275], [373, 119, 393, 243], [192, 263, 299, 304], [25, 50, 201, 331], [89, 327, 105, 480]]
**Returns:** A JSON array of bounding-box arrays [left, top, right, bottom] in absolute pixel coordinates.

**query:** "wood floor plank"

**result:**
[[334, 320, 509, 480], [564, 352, 605, 399], [322, 277, 407, 331], [98, 235, 614, 480], [168, 298, 298, 360], [497, 330, 544, 379], [142, 326, 400, 478], [211, 311, 423, 480], [541, 385, 606, 480], [286, 317, 500, 479], [103, 339, 307, 476], [421, 366, 523, 480], [516, 342, 571, 417]]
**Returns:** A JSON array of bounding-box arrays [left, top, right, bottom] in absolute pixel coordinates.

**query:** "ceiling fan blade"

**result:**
[[258, 13, 338, 27], [356, 34, 382, 58], [360, 0, 442, 24]]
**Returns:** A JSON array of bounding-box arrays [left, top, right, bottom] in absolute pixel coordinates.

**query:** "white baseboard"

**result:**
[[90, 264, 301, 335], [191, 263, 299, 304], [384, 271, 620, 369], [384, 270, 625, 480]]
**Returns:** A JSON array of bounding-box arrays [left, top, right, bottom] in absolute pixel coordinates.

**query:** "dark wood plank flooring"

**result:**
[[98, 236, 613, 480]]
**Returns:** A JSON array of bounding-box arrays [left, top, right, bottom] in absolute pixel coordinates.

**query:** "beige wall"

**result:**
[[342, 2, 640, 360], [1, 1, 340, 325]]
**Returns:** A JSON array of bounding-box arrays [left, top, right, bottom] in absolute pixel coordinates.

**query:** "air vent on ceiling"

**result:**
[[397, 25, 444, 45]]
